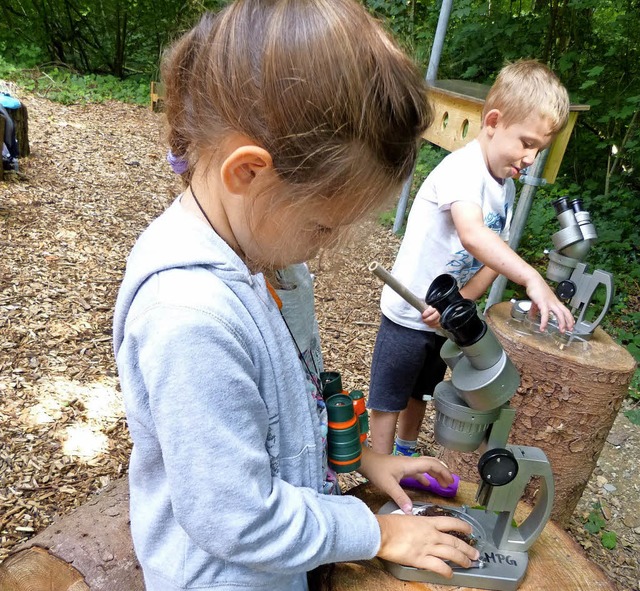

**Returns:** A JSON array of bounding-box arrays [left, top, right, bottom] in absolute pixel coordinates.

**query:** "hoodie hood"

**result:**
[[113, 197, 253, 356]]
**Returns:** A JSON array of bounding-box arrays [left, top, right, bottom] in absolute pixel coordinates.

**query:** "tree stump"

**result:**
[[322, 480, 616, 591], [441, 301, 637, 526], [13, 104, 30, 158], [0, 478, 143, 591]]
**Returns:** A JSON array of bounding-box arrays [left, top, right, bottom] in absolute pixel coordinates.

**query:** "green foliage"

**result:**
[[600, 531, 617, 550], [0, 60, 150, 105], [0, 0, 229, 79], [583, 504, 606, 534], [624, 409, 640, 425]]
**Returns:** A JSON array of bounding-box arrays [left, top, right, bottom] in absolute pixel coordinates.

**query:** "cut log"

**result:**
[[0, 477, 617, 591], [13, 104, 29, 158], [0, 478, 143, 591], [322, 480, 617, 591], [441, 301, 637, 526], [0, 547, 89, 591]]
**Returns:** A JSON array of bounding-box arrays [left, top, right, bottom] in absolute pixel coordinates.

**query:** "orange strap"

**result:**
[[328, 415, 358, 430], [330, 453, 362, 466], [265, 280, 283, 310]]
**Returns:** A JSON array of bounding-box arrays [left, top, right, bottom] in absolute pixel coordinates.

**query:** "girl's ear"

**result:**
[[220, 145, 274, 196], [483, 109, 502, 136]]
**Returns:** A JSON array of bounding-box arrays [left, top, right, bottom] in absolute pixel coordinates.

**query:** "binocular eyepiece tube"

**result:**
[[425, 275, 520, 451], [321, 372, 367, 473]]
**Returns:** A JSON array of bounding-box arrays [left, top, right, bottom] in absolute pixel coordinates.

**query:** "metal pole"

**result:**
[[484, 149, 550, 310], [393, 0, 454, 234], [426, 0, 454, 84]]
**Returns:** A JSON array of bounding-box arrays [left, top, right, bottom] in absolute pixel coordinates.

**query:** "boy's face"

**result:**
[[484, 112, 555, 180]]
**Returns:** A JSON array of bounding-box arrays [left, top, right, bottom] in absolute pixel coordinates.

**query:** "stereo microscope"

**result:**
[[370, 264, 554, 591], [511, 197, 614, 342]]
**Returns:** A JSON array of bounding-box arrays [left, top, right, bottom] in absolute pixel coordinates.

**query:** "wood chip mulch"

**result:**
[[1, 94, 180, 560], [0, 90, 638, 591]]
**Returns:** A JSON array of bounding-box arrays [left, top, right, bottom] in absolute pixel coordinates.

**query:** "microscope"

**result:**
[[370, 264, 554, 591], [511, 197, 614, 342]]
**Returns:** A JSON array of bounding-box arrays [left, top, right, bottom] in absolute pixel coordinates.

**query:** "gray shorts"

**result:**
[[367, 314, 447, 412]]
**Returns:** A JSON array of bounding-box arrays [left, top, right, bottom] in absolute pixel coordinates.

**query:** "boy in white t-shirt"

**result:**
[[368, 60, 575, 456]]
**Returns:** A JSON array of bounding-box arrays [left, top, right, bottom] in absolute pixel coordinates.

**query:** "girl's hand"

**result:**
[[375, 512, 479, 576], [360, 448, 454, 514], [421, 305, 441, 329]]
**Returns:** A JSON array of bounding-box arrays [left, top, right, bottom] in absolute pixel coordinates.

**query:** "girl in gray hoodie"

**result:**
[[113, 2, 479, 590]]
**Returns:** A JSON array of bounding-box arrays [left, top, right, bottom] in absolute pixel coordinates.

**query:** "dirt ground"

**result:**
[[1, 93, 638, 590]]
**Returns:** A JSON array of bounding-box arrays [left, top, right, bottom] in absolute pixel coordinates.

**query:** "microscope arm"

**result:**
[[571, 267, 614, 334], [482, 446, 555, 553]]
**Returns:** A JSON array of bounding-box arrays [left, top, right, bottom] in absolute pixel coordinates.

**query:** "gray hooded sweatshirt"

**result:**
[[113, 198, 380, 591]]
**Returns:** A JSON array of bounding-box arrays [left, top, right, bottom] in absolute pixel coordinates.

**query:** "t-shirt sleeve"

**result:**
[[428, 147, 485, 211]]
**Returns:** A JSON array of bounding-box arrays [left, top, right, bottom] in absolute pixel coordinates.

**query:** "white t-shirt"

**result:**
[[381, 139, 515, 331]]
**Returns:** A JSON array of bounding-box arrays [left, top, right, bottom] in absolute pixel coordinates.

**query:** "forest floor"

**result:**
[[0, 93, 638, 591]]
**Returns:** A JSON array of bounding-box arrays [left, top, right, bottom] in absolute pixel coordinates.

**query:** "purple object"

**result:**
[[167, 150, 189, 175], [400, 472, 460, 498]]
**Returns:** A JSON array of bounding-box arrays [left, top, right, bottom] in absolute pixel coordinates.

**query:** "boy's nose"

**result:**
[[521, 149, 538, 167]]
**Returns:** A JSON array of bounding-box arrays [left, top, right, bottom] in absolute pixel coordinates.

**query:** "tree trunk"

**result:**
[[322, 480, 616, 591], [14, 104, 30, 158], [442, 301, 637, 526], [0, 479, 143, 591]]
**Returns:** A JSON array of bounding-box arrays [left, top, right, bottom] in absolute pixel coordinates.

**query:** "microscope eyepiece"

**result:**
[[571, 198, 584, 213], [440, 299, 487, 347], [425, 274, 463, 314], [552, 197, 572, 216]]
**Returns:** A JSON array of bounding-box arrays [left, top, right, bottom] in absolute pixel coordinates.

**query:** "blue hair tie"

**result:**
[[167, 150, 189, 175]]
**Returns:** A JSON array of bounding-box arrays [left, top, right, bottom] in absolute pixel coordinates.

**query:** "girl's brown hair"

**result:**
[[162, 0, 432, 210]]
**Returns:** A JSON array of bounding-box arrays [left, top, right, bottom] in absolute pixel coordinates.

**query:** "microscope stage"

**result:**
[[378, 501, 529, 591]]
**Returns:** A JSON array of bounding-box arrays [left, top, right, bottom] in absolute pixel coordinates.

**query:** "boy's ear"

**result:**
[[221, 145, 274, 196], [483, 109, 502, 135]]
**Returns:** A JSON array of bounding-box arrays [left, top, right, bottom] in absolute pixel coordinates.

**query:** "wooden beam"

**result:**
[[150, 81, 165, 113], [423, 80, 589, 183]]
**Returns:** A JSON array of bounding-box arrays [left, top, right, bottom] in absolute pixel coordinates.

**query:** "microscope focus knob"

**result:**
[[556, 280, 577, 301], [478, 448, 519, 486]]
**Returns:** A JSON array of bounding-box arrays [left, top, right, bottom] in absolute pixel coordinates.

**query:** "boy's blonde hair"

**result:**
[[162, 0, 432, 212], [483, 59, 570, 134]]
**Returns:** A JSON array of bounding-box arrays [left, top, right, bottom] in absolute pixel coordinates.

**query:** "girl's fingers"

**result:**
[[430, 542, 477, 567], [412, 555, 454, 579]]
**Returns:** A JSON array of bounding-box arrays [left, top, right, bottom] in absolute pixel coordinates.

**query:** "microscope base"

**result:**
[[379, 501, 528, 591]]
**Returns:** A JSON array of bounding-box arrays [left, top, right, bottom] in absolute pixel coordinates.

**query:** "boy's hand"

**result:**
[[376, 512, 479, 576], [524, 275, 575, 332], [422, 305, 441, 329]]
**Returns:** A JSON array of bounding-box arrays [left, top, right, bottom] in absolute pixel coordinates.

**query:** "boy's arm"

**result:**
[[459, 265, 499, 301], [450, 201, 574, 332]]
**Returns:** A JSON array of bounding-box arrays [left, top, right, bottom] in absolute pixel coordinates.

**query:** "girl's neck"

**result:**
[[184, 183, 241, 256]]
